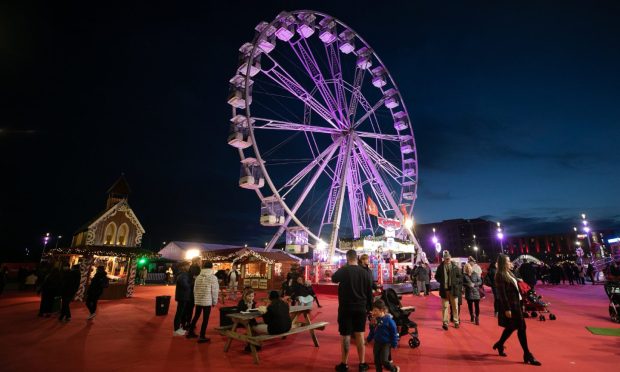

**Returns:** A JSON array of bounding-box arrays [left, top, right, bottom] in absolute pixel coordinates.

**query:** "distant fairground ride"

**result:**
[[227, 10, 421, 260]]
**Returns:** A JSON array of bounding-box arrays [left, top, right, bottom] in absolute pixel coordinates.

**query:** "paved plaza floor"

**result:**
[[0, 283, 618, 371]]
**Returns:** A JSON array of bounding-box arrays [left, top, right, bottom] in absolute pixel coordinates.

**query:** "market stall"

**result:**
[[202, 248, 300, 291]]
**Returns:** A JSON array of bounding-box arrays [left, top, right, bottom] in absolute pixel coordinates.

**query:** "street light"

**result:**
[[41, 233, 50, 262], [55, 235, 63, 249], [581, 213, 594, 257], [432, 228, 442, 263], [404, 217, 414, 230], [472, 234, 479, 260], [496, 222, 504, 253]]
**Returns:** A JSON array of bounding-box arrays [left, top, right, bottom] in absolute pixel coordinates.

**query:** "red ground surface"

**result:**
[[0, 283, 618, 372]]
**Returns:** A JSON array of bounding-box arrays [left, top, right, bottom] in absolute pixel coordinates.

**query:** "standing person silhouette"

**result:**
[[332, 250, 373, 372], [493, 254, 541, 366]]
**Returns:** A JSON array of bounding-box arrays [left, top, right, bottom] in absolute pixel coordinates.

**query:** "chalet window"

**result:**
[[104, 222, 117, 245], [117, 223, 129, 246]]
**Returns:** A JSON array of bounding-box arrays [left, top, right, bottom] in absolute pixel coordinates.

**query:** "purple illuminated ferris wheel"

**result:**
[[227, 10, 419, 259]]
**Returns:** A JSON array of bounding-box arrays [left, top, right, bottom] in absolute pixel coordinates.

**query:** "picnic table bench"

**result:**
[[218, 305, 328, 364]]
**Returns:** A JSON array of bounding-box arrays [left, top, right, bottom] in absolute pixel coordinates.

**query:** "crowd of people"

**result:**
[[328, 249, 544, 371], [12, 251, 620, 371]]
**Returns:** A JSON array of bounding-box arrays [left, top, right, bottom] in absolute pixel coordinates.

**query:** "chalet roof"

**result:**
[[74, 200, 145, 234], [201, 247, 300, 263], [107, 175, 131, 195]]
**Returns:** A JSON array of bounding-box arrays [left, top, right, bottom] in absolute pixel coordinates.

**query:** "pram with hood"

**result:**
[[380, 288, 420, 348], [517, 281, 556, 321]]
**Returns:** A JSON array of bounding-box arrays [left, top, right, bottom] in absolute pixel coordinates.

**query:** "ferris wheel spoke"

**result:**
[[279, 140, 341, 197], [358, 139, 408, 182], [355, 131, 400, 142], [345, 152, 367, 237], [353, 135, 404, 219], [289, 37, 344, 125], [253, 117, 340, 135], [261, 53, 339, 129], [347, 67, 366, 123], [266, 137, 342, 250], [352, 148, 391, 214], [325, 42, 350, 121], [351, 97, 385, 130]]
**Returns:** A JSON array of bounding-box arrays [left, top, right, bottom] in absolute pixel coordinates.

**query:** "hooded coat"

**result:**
[[193, 268, 219, 306]]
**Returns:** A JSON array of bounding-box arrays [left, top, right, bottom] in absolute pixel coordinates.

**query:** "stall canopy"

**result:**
[[159, 241, 262, 261], [512, 254, 544, 266]]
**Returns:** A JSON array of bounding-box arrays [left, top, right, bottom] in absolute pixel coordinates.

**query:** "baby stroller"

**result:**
[[604, 281, 620, 323], [517, 281, 556, 321], [381, 288, 420, 348]]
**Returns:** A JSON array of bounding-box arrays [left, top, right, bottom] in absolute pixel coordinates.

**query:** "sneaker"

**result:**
[[454, 323, 460, 329], [174, 328, 186, 336], [442, 323, 448, 330], [197, 337, 210, 343], [87, 313, 96, 320], [335, 363, 349, 372], [359, 363, 369, 371]]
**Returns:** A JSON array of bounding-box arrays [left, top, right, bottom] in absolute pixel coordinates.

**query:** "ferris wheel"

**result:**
[[227, 10, 420, 259]]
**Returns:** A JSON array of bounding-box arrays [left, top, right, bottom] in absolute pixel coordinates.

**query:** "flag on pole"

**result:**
[[366, 195, 379, 217], [400, 204, 409, 221]]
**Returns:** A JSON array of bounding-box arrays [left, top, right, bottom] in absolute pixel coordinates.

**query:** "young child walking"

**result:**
[[367, 300, 400, 372]]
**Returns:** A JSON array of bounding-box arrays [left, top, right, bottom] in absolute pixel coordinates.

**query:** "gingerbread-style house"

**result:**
[[50, 175, 154, 300]]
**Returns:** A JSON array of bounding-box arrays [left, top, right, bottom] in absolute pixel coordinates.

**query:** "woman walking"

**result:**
[[463, 263, 482, 325], [492, 254, 541, 366]]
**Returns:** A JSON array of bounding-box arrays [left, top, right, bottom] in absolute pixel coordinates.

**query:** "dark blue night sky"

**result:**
[[2, 0, 619, 259]]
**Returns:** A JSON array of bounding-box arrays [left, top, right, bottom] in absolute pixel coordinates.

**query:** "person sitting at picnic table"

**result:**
[[294, 276, 315, 307], [254, 290, 292, 336], [237, 288, 259, 325]]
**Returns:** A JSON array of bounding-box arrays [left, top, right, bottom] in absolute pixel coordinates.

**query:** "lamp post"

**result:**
[[55, 235, 63, 250], [496, 222, 504, 254], [581, 213, 594, 257], [472, 234, 479, 261], [432, 228, 441, 264], [41, 233, 50, 262]]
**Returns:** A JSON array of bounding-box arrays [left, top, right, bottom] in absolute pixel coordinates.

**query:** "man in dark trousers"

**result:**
[[59, 265, 81, 322], [332, 249, 373, 372], [434, 250, 462, 330], [173, 262, 191, 336], [185, 256, 202, 330], [86, 266, 109, 320]]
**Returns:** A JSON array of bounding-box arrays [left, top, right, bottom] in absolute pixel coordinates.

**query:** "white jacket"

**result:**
[[194, 268, 219, 306]]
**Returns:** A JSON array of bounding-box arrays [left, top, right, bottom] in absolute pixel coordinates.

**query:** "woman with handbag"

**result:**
[[492, 254, 542, 366]]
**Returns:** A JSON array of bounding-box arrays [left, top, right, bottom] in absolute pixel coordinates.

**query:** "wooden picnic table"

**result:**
[[219, 305, 328, 364]]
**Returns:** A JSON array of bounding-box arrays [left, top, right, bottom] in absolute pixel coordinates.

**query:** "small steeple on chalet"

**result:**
[[106, 174, 131, 210]]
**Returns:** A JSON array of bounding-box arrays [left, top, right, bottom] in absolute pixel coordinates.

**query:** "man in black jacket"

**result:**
[[173, 262, 191, 336], [59, 265, 81, 322], [332, 249, 373, 372], [434, 251, 462, 330], [86, 266, 109, 320], [256, 290, 292, 335]]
